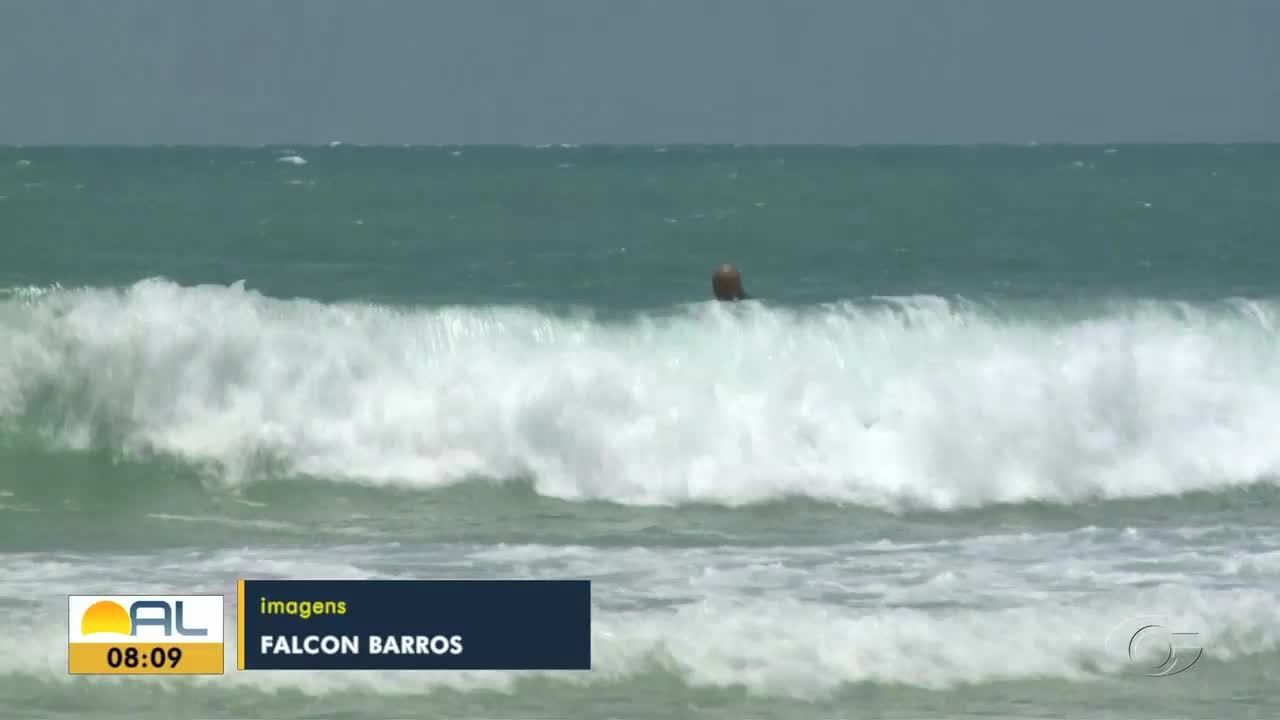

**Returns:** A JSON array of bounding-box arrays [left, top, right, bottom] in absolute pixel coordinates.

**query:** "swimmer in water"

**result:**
[[712, 264, 749, 301]]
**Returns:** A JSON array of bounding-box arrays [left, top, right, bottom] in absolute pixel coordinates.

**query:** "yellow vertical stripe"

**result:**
[[236, 579, 245, 670]]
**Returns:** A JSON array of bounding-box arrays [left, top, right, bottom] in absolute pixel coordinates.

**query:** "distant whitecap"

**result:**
[[276, 155, 307, 165]]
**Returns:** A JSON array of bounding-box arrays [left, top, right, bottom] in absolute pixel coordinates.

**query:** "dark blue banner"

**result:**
[[236, 579, 590, 670]]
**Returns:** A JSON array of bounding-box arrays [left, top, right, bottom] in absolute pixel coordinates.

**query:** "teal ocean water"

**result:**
[[2, 144, 1279, 719]]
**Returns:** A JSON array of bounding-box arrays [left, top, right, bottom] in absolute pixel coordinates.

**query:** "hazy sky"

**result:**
[[1, 0, 1276, 144]]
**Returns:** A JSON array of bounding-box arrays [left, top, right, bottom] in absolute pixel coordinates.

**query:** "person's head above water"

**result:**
[[712, 264, 747, 301]]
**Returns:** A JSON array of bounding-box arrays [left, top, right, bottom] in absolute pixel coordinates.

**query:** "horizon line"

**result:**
[[3, 140, 1278, 149]]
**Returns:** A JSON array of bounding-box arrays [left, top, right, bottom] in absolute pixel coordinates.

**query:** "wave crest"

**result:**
[[3, 279, 1280, 510]]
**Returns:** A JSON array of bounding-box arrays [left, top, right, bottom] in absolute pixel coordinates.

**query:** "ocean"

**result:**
[[1, 144, 1278, 719]]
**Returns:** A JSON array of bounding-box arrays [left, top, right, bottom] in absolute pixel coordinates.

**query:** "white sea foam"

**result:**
[[3, 532, 1277, 696], [0, 582, 1274, 696], [3, 279, 1280, 510]]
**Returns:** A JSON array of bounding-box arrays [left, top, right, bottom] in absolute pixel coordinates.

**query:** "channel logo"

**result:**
[[68, 595, 225, 675]]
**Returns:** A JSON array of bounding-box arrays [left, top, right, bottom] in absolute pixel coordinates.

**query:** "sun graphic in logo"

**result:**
[[81, 600, 131, 636]]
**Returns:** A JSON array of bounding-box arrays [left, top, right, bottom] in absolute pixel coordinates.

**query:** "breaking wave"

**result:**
[[3, 279, 1280, 510]]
